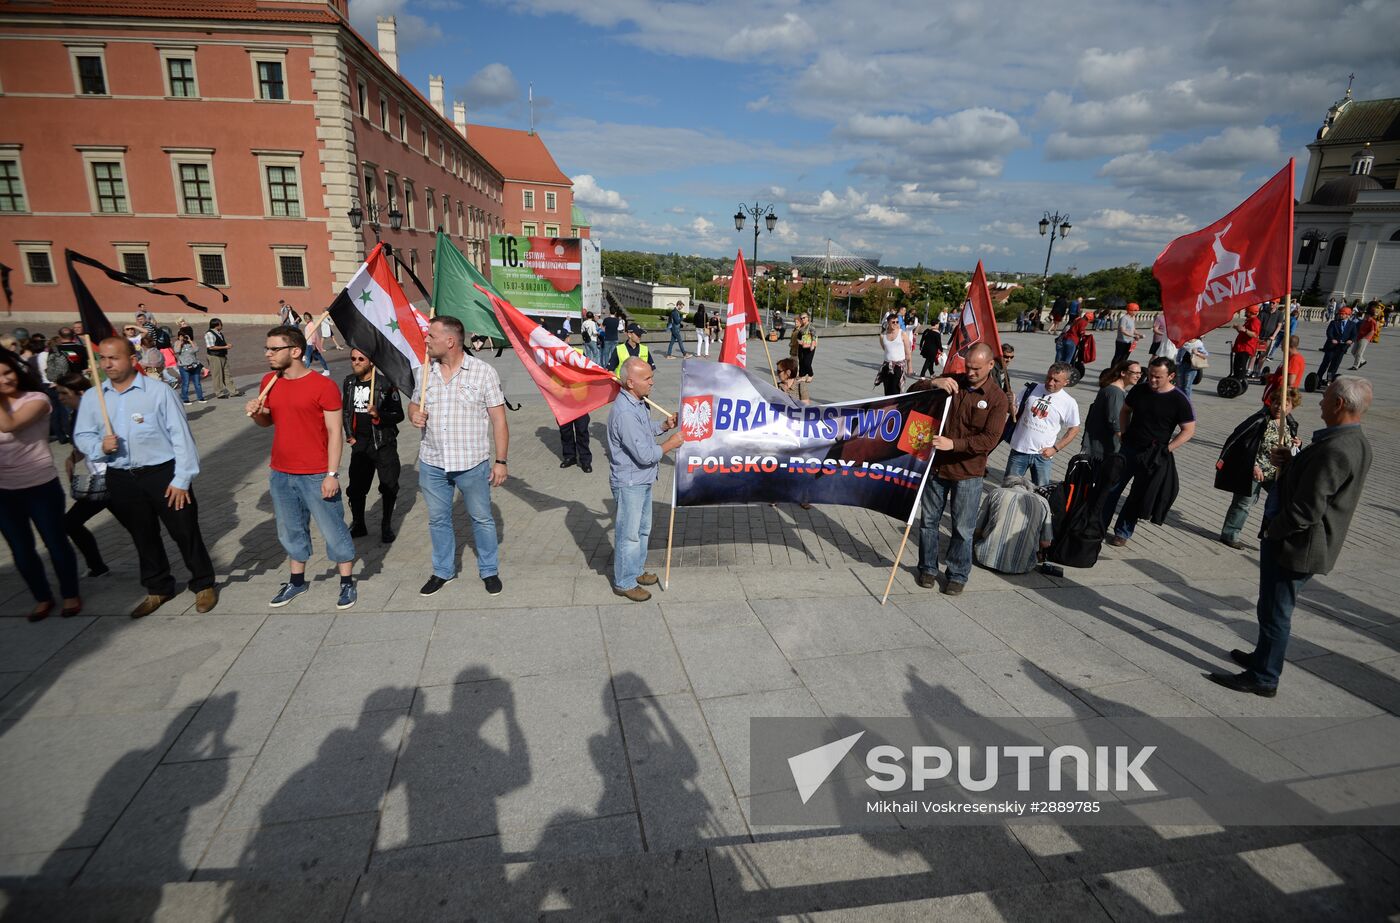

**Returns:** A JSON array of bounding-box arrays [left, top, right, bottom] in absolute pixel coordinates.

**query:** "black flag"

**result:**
[[64, 249, 227, 342]]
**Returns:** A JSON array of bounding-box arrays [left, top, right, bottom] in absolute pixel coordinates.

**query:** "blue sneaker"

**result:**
[[269, 581, 309, 608], [337, 582, 357, 610]]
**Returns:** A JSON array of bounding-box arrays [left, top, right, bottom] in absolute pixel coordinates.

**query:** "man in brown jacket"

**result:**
[[916, 343, 1009, 594], [1210, 376, 1373, 696]]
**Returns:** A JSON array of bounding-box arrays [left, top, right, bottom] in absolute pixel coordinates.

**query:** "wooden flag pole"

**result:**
[[663, 480, 678, 591], [880, 520, 916, 606], [247, 373, 279, 417], [878, 406, 948, 605], [80, 335, 112, 436], [755, 324, 778, 386], [643, 397, 673, 418]]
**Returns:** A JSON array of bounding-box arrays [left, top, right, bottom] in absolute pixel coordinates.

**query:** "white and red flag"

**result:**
[[1154, 160, 1294, 343], [718, 250, 761, 369], [478, 284, 620, 425], [941, 260, 1004, 375], [327, 243, 429, 396]]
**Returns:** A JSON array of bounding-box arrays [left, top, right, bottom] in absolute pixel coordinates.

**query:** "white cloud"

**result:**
[[1079, 209, 1195, 235], [570, 174, 630, 211], [723, 13, 816, 56], [746, 95, 772, 112], [459, 63, 519, 109], [890, 184, 957, 209], [349, 0, 444, 49], [691, 215, 717, 241], [980, 220, 1038, 239], [1044, 132, 1151, 161]]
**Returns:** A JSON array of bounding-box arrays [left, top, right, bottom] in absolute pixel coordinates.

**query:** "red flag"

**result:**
[[941, 261, 1003, 375], [719, 250, 760, 369], [1153, 160, 1294, 344], [479, 284, 620, 425]]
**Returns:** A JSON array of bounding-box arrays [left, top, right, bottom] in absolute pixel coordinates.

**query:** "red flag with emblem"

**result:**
[[1154, 160, 1293, 343], [719, 250, 760, 369], [479, 283, 620, 425], [941, 260, 1003, 375]]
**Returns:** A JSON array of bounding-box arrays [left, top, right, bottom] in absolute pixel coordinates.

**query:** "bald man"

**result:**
[[918, 343, 1009, 594], [605, 357, 683, 601]]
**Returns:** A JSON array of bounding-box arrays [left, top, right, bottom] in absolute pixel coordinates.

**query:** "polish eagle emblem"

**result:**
[[681, 395, 715, 441]]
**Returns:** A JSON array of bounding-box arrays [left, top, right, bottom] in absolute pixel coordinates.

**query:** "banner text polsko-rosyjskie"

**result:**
[[675, 361, 948, 522]]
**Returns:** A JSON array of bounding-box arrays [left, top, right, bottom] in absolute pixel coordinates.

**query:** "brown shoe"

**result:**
[[130, 594, 174, 619], [195, 587, 219, 613], [637, 573, 659, 586], [1105, 535, 1128, 547], [613, 585, 652, 602]]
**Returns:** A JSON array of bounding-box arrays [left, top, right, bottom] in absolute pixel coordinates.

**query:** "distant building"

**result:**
[[467, 124, 583, 240], [0, 2, 505, 321], [603, 277, 689, 313], [1293, 91, 1400, 303]]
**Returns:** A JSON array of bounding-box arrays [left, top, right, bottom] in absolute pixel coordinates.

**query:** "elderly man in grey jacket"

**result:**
[[1210, 376, 1373, 696]]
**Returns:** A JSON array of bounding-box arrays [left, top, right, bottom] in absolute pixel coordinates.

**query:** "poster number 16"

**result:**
[[505, 236, 521, 267]]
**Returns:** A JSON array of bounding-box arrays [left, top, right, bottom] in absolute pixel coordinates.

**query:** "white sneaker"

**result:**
[[321, 369, 331, 376]]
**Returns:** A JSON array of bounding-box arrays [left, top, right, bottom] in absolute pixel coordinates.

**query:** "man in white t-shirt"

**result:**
[[1005, 362, 1081, 486]]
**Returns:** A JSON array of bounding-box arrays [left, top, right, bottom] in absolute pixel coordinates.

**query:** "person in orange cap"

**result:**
[[1230, 304, 1262, 379], [1113, 302, 1143, 366]]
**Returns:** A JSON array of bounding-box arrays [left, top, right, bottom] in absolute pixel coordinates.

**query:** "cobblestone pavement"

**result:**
[[1, 324, 1397, 920]]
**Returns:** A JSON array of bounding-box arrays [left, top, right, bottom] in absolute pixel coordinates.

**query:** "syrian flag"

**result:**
[[327, 243, 429, 396], [479, 283, 620, 424], [1153, 160, 1294, 344], [942, 260, 1003, 375], [719, 250, 761, 369]]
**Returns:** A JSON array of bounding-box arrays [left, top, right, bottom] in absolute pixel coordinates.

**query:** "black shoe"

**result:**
[[1219, 535, 1246, 550], [349, 521, 368, 538], [580, 463, 592, 474], [87, 564, 110, 578], [941, 579, 966, 596], [916, 571, 938, 589], [381, 527, 396, 544], [1206, 671, 1277, 697], [560, 458, 577, 469], [419, 574, 455, 596], [483, 575, 503, 596]]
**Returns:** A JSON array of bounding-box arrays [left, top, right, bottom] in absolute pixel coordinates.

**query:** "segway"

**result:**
[[1215, 350, 1250, 399], [1067, 332, 1095, 386], [1304, 371, 1320, 393]]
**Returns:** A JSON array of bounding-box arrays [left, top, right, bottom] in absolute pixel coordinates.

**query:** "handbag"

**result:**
[[70, 470, 108, 503]]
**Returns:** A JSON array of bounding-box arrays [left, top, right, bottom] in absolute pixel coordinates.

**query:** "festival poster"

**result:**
[[675, 361, 948, 522], [488, 235, 583, 319]]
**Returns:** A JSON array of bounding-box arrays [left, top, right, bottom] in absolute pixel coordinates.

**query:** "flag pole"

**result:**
[[756, 324, 778, 386], [879, 405, 949, 605], [247, 373, 279, 417], [80, 335, 112, 436], [663, 359, 684, 591], [1278, 157, 1295, 448]]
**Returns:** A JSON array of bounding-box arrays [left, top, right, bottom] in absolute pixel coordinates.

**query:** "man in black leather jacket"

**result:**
[[342, 349, 405, 542]]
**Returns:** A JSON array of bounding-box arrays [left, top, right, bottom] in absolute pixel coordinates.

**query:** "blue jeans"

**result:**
[[304, 345, 330, 373], [420, 461, 499, 579], [269, 470, 356, 564], [179, 366, 204, 401], [666, 327, 688, 357], [1243, 539, 1311, 687], [612, 483, 653, 590], [0, 479, 79, 602], [1006, 450, 1052, 486], [1055, 338, 1077, 363], [917, 476, 982, 584], [583, 342, 602, 366]]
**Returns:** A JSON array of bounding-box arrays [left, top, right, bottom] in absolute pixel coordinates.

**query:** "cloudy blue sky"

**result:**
[[351, 0, 1399, 272]]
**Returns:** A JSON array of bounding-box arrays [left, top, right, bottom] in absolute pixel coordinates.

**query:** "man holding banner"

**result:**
[[917, 343, 1008, 595], [606, 358, 682, 602]]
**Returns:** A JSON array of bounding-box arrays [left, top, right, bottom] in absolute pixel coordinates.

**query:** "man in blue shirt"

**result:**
[[605, 357, 682, 601], [74, 337, 216, 617]]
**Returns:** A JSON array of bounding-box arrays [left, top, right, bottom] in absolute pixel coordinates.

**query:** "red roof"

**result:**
[[1, 0, 341, 23], [467, 124, 570, 186]]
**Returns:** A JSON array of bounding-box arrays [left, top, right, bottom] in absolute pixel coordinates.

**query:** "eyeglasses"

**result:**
[[263, 346, 294, 353], [349, 357, 368, 362]]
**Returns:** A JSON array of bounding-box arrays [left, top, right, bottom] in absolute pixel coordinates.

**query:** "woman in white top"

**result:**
[[877, 315, 910, 395]]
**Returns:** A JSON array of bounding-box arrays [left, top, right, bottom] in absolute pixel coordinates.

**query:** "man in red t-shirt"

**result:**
[[1231, 305, 1262, 378], [1265, 335, 1306, 396], [246, 324, 357, 609]]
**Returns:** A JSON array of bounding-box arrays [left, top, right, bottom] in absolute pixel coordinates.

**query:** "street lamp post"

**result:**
[[733, 202, 779, 269], [1301, 230, 1329, 294], [1037, 211, 1072, 312], [348, 200, 404, 257]]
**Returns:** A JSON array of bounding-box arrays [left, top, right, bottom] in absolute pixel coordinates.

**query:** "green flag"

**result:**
[[431, 231, 507, 344]]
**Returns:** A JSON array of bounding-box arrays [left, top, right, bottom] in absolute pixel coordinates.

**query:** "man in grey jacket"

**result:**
[[1209, 376, 1373, 696]]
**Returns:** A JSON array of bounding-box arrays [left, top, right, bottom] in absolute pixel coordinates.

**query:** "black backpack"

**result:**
[[153, 326, 173, 350], [1046, 453, 1125, 568]]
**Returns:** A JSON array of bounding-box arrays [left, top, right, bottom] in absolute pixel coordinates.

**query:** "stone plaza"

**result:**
[[1, 322, 1398, 920]]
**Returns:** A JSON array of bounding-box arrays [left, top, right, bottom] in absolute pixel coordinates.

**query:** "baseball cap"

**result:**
[[625, 323, 645, 336]]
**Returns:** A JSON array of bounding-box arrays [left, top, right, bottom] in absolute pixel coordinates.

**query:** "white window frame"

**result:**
[[158, 46, 200, 99], [544, 224, 559, 237], [357, 78, 368, 118], [17, 241, 56, 286], [0, 144, 29, 214], [421, 125, 429, 157], [254, 149, 305, 219], [399, 110, 407, 143], [272, 245, 310, 289], [385, 172, 399, 217], [380, 96, 390, 131], [437, 136, 445, 166], [521, 222, 537, 237], [248, 49, 289, 101], [456, 202, 464, 236], [191, 243, 229, 288], [164, 147, 218, 216], [403, 179, 416, 228], [522, 188, 535, 211], [545, 191, 557, 212], [425, 187, 435, 230], [77, 145, 130, 214], [113, 242, 151, 281], [67, 44, 108, 96]]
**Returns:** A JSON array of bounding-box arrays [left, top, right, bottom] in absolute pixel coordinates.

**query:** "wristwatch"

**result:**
[[495, 458, 508, 465], [325, 472, 339, 479]]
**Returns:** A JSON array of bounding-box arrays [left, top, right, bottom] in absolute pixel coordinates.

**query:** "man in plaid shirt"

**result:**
[[409, 315, 510, 598]]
